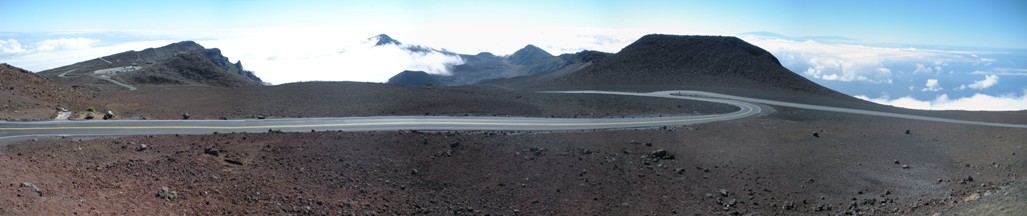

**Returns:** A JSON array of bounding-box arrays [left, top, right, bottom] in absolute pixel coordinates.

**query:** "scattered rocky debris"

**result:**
[[157, 186, 177, 200], [21, 182, 42, 197]]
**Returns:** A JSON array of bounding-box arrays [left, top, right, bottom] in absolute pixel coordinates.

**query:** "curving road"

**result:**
[[0, 91, 758, 141], [1, 90, 1024, 142]]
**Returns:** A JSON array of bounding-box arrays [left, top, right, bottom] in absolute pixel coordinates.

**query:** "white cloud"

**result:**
[[913, 63, 943, 74], [974, 68, 1027, 76], [740, 36, 986, 84], [957, 75, 999, 90], [34, 37, 100, 51], [856, 91, 1027, 111], [921, 79, 943, 92], [0, 39, 27, 54], [197, 28, 471, 84]]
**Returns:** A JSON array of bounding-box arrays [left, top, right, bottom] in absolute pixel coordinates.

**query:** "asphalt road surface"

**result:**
[[2, 90, 1024, 142]]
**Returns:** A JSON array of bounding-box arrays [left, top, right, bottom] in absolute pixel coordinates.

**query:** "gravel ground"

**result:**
[[1, 107, 1022, 215]]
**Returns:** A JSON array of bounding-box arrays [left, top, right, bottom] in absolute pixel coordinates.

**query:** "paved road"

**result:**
[[3, 90, 1024, 142], [0, 91, 760, 141], [56, 64, 138, 91], [663, 91, 1027, 129]]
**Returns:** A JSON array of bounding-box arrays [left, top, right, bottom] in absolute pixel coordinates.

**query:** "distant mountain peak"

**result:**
[[519, 44, 544, 51], [371, 34, 402, 46], [509, 44, 554, 61]]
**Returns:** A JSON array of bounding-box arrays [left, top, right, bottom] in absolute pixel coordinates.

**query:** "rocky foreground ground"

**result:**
[[1, 107, 1022, 215]]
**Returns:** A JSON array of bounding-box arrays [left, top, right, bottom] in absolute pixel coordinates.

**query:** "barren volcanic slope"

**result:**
[[539, 34, 852, 99], [387, 71, 441, 87], [38, 41, 263, 88], [0, 63, 99, 120]]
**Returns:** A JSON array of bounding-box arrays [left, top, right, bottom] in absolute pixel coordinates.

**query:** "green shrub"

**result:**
[[86, 107, 96, 112]]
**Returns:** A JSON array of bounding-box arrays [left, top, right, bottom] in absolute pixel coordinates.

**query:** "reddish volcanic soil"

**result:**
[[1, 107, 1023, 215]]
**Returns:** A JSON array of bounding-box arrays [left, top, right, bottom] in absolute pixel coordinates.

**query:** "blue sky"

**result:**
[[3, 0, 1026, 48], [1, 0, 1026, 110]]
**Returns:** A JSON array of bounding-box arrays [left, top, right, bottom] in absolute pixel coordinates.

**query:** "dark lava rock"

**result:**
[[204, 148, 220, 156], [962, 176, 974, 184], [224, 159, 243, 165], [648, 149, 675, 161]]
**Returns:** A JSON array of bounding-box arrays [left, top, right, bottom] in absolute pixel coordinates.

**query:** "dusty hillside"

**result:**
[[387, 71, 441, 87], [541, 34, 852, 100], [37, 41, 262, 88], [106, 82, 736, 120], [0, 63, 100, 120]]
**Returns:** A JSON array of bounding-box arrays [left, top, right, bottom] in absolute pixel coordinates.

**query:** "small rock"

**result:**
[[675, 168, 685, 174], [814, 203, 827, 211], [961, 176, 974, 184], [904, 129, 911, 135], [719, 189, 730, 197], [647, 149, 675, 160], [894, 160, 900, 164], [411, 169, 419, 176], [812, 132, 819, 137], [137, 144, 148, 151], [204, 148, 220, 156], [157, 186, 177, 200], [963, 193, 981, 202], [21, 182, 42, 197], [224, 159, 243, 165], [182, 113, 190, 120], [901, 164, 910, 169], [783, 201, 796, 210]]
